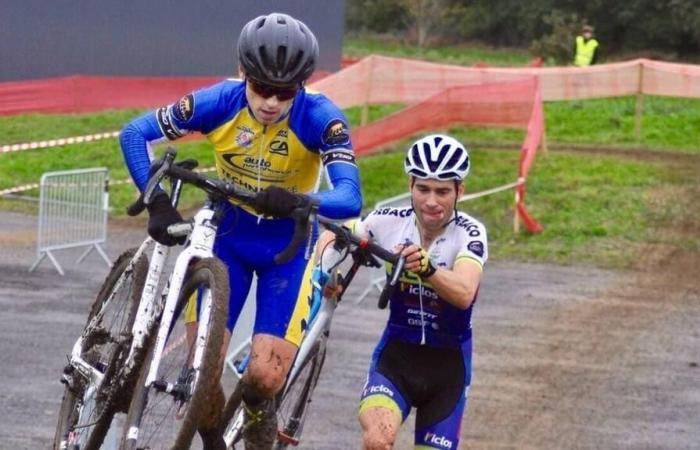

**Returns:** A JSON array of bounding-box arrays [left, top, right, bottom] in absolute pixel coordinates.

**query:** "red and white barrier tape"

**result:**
[[0, 131, 120, 154]]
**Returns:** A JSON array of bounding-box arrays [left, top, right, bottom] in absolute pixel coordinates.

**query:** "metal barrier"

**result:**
[[28, 168, 111, 275]]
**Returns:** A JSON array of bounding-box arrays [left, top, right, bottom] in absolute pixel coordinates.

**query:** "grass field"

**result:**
[[2, 42, 699, 270]]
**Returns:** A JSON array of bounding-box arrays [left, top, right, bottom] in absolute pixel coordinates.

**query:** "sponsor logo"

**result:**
[[269, 140, 289, 156], [321, 150, 356, 166], [235, 126, 255, 148], [370, 207, 414, 218], [364, 384, 394, 397], [424, 432, 453, 449], [220, 153, 290, 182], [156, 106, 182, 140], [455, 216, 481, 237], [173, 94, 194, 122], [407, 284, 438, 300], [467, 240, 484, 257], [405, 308, 437, 319], [268, 128, 289, 155], [323, 119, 350, 146]]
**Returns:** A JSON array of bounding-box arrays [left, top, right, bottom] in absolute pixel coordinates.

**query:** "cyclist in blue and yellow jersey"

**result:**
[[318, 134, 487, 450], [119, 12, 361, 450]]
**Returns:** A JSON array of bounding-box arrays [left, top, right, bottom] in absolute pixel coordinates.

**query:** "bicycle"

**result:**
[[53, 159, 196, 450], [54, 147, 313, 450], [117, 148, 314, 450], [220, 218, 407, 449]]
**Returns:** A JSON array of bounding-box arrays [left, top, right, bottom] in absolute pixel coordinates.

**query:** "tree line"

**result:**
[[346, 0, 700, 63]]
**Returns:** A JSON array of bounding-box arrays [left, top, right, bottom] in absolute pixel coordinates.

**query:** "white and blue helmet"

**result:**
[[404, 134, 470, 181]]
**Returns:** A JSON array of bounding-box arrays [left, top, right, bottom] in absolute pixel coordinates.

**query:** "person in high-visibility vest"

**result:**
[[573, 25, 599, 66]]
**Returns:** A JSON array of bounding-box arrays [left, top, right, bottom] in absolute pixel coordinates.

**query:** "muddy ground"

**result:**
[[0, 210, 698, 450]]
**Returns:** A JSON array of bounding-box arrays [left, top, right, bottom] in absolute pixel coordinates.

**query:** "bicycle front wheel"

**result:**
[[121, 257, 229, 450], [274, 338, 327, 449], [53, 248, 148, 450], [221, 338, 328, 449]]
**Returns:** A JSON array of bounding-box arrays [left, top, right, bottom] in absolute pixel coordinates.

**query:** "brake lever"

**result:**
[[143, 148, 177, 205], [273, 202, 319, 265], [377, 253, 406, 310], [126, 148, 179, 216]]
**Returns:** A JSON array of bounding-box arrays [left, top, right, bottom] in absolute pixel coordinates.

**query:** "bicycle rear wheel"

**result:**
[[121, 257, 229, 450], [53, 248, 148, 450], [221, 338, 327, 449]]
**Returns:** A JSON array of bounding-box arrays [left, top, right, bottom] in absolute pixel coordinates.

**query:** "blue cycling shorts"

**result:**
[[359, 332, 472, 449], [208, 204, 316, 346]]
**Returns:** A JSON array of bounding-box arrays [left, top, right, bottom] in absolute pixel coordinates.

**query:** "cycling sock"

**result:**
[[240, 381, 278, 449]]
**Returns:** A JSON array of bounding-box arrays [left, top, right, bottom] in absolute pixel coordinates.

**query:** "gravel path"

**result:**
[[1, 211, 698, 449]]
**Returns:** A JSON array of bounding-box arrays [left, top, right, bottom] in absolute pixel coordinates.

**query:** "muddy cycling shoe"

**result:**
[[243, 399, 278, 450]]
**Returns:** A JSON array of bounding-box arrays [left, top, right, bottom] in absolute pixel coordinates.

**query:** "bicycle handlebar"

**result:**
[[126, 147, 316, 264], [320, 220, 405, 310]]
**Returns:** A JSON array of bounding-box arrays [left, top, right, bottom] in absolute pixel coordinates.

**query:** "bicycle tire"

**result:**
[[120, 257, 229, 450], [221, 338, 327, 449], [274, 338, 327, 449], [53, 248, 148, 450]]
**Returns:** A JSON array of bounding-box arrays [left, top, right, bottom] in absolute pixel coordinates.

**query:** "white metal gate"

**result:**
[[28, 168, 111, 275]]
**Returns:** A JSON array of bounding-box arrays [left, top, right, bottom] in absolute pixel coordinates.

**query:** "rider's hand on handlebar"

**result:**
[[146, 192, 186, 246], [398, 243, 437, 279], [253, 186, 314, 218]]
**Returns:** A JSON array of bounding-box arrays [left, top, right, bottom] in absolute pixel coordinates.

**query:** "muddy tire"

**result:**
[[53, 248, 148, 450]]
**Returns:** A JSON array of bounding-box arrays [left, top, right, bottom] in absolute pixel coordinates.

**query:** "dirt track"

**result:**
[[1, 211, 698, 449]]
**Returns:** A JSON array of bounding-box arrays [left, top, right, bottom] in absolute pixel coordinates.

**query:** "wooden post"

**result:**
[[360, 56, 374, 127], [540, 128, 549, 156], [360, 103, 369, 126], [513, 191, 520, 234], [635, 61, 645, 141]]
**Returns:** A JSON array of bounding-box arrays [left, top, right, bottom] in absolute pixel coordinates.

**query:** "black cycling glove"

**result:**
[[253, 186, 314, 218], [146, 192, 185, 246]]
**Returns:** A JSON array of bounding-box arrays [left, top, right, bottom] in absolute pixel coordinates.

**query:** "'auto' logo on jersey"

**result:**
[[243, 156, 271, 168], [424, 432, 453, 449], [220, 153, 287, 182]]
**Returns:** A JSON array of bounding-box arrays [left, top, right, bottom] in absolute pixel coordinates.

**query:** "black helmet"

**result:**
[[238, 13, 319, 87]]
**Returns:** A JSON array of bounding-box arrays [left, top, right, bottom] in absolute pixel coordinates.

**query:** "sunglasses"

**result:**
[[247, 78, 299, 101]]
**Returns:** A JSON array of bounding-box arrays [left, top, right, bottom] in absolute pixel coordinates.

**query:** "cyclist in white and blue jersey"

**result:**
[[353, 134, 488, 450]]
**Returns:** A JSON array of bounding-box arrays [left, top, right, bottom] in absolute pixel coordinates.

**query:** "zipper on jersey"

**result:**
[[256, 125, 266, 224], [418, 277, 426, 345]]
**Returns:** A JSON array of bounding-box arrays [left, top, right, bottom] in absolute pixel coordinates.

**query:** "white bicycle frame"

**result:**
[[143, 206, 219, 388], [223, 242, 345, 446], [62, 233, 171, 450]]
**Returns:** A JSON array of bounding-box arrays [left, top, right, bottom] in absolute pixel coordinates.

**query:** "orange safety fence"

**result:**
[[1, 56, 699, 116], [312, 55, 700, 105], [350, 75, 544, 233], [0, 71, 330, 116], [5, 55, 700, 233]]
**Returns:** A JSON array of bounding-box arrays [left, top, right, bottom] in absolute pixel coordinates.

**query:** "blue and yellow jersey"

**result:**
[[120, 79, 361, 219]]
